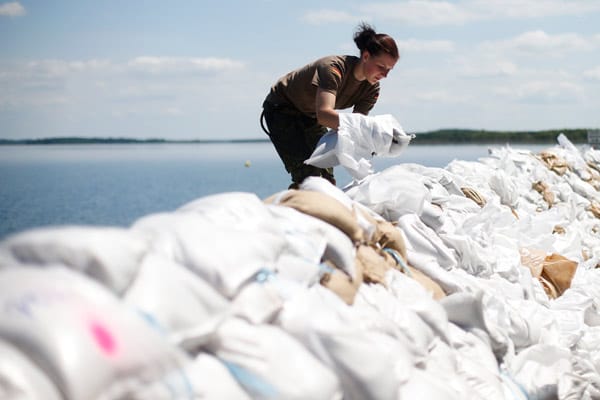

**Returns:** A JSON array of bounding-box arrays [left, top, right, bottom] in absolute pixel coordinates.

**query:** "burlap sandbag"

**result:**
[[355, 245, 446, 299], [266, 190, 364, 243], [588, 202, 600, 219], [408, 266, 446, 300], [320, 261, 364, 305], [357, 208, 407, 261], [542, 253, 578, 296], [355, 245, 394, 286], [519, 247, 546, 279], [461, 187, 486, 208], [538, 151, 569, 176], [532, 181, 555, 208]]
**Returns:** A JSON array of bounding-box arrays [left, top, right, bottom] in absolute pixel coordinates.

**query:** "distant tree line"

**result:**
[[0, 128, 594, 145], [410, 128, 590, 144], [0, 137, 267, 145]]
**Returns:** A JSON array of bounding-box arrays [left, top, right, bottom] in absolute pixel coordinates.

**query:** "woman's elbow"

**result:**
[[316, 109, 338, 130]]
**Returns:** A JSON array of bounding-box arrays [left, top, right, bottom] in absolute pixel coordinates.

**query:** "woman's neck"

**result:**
[[353, 59, 366, 81]]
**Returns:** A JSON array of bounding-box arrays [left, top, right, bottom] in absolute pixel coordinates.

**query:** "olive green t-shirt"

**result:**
[[265, 55, 380, 118]]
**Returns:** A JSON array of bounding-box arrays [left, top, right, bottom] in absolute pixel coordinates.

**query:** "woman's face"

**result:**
[[362, 51, 398, 84]]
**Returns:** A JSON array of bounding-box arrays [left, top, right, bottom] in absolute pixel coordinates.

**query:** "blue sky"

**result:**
[[1, 0, 599, 140]]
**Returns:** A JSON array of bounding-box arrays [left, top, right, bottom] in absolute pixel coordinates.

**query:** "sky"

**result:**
[[1, 0, 599, 140]]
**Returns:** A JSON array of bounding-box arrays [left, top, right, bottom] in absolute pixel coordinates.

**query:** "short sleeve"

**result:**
[[314, 60, 344, 95]]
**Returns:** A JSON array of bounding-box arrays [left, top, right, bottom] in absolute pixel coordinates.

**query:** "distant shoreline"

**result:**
[[0, 128, 595, 145]]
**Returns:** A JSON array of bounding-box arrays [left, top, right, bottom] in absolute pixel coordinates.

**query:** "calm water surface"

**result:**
[[0, 142, 550, 239]]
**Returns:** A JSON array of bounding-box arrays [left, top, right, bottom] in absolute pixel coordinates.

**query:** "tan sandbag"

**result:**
[[268, 190, 363, 243], [538, 151, 569, 176], [319, 261, 363, 305], [461, 187, 486, 207], [538, 275, 558, 299], [588, 202, 600, 219], [519, 247, 547, 278], [357, 208, 407, 261], [355, 245, 393, 286], [380, 248, 446, 300], [532, 181, 555, 208], [406, 265, 446, 300], [541, 253, 578, 296], [375, 220, 407, 261]]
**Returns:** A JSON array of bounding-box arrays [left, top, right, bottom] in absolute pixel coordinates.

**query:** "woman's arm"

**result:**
[[315, 88, 340, 130]]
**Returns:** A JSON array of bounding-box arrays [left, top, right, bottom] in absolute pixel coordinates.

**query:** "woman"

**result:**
[[260, 23, 399, 188]]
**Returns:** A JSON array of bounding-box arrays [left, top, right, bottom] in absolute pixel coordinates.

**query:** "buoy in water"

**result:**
[[244, 160, 251, 167]]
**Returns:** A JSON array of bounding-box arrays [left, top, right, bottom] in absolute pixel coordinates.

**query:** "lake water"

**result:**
[[0, 142, 551, 240]]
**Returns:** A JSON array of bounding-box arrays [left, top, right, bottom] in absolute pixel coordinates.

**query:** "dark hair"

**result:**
[[353, 22, 399, 59]]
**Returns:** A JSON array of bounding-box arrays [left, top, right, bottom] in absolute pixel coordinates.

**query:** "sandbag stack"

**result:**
[[0, 133, 599, 399]]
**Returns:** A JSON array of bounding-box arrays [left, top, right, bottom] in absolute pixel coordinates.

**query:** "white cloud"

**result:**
[[480, 30, 596, 58], [362, 1, 472, 26], [397, 39, 455, 53], [584, 66, 600, 80], [348, 0, 600, 26], [414, 90, 469, 103], [511, 30, 593, 53], [495, 80, 584, 103], [23, 59, 112, 78], [302, 9, 359, 24], [164, 107, 184, 116], [127, 57, 244, 75], [470, 0, 600, 19], [1, 57, 246, 86], [457, 59, 518, 78], [0, 56, 247, 111], [0, 1, 25, 17]]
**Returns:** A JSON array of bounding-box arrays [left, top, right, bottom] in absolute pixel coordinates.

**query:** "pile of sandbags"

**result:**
[[1, 134, 599, 399]]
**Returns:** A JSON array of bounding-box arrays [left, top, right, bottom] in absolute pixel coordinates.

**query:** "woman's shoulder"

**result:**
[[314, 55, 358, 65], [313, 55, 359, 75]]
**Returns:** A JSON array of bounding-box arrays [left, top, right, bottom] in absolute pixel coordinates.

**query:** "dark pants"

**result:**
[[261, 100, 335, 187]]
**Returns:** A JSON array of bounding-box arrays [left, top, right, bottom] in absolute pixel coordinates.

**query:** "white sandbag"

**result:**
[[300, 176, 379, 241], [422, 337, 481, 399], [397, 213, 458, 271], [345, 166, 429, 220], [299, 176, 355, 210], [445, 160, 499, 201], [277, 284, 410, 400], [385, 268, 452, 343], [267, 204, 356, 280], [557, 133, 593, 181], [489, 169, 520, 208], [508, 344, 572, 400], [399, 367, 462, 399], [439, 202, 522, 280], [0, 338, 62, 400], [445, 323, 507, 400], [132, 212, 286, 298], [0, 267, 186, 400], [227, 274, 288, 325], [123, 253, 229, 334], [353, 280, 435, 364], [177, 191, 274, 228], [440, 291, 512, 359], [549, 287, 595, 348], [205, 316, 343, 400], [99, 352, 252, 400], [305, 113, 412, 180], [566, 172, 600, 203], [0, 226, 148, 294], [558, 353, 600, 400]]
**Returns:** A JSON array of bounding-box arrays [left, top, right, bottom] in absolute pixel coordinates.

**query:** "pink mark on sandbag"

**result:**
[[90, 321, 117, 355]]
